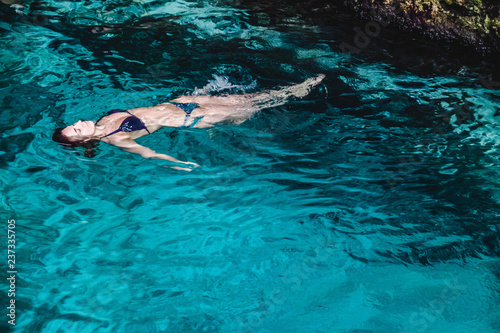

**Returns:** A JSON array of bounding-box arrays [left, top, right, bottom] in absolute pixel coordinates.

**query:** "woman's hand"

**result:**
[[183, 161, 200, 168], [170, 166, 194, 172], [166, 161, 199, 171]]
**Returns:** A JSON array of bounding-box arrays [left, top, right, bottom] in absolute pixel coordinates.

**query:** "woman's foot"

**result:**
[[251, 74, 326, 108]]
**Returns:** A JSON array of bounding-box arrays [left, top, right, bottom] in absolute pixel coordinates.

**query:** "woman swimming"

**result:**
[[53, 74, 325, 171]]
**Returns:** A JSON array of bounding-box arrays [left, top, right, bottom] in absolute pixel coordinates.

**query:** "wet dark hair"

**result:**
[[52, 128, 100, 158]]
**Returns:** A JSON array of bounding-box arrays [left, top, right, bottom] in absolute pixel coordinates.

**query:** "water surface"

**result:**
[[1, 1, 499, 332]]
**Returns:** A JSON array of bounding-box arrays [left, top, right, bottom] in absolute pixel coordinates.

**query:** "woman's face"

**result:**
[[61, 120, 96, 142]]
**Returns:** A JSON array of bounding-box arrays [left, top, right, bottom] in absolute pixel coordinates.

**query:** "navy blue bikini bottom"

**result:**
[[168, 102, 203, 127]]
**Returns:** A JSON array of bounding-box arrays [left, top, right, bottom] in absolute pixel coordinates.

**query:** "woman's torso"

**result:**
[[96, 95, 256, 141]]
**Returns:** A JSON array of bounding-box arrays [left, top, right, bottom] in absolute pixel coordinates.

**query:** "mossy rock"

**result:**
[[343, 0, 500, 54]]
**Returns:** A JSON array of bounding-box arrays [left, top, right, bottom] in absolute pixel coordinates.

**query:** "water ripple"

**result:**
[[1, 1, 499, 332]]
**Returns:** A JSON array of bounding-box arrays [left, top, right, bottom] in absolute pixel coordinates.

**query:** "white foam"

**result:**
[[193, 75, 257, 95]]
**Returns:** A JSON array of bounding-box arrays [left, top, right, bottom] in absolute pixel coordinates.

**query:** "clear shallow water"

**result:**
[[1, 0, 500, 332]]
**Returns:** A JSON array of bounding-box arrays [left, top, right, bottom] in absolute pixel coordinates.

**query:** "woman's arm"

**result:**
[[109, 139, 199, 170]]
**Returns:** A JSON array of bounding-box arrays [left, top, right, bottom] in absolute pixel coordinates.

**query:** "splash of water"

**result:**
[[192, 74, 257, 95]]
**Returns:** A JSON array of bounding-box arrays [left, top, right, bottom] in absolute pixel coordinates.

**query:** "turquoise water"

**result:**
[[1, 0, 500, 332]]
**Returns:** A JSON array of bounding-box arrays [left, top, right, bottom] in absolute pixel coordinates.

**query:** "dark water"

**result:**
[[1, 1, 499, 332]]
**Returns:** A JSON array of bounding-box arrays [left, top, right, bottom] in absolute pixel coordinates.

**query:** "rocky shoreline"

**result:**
[[236, 0, 500, 59], [2, 0, 499, 58], [342, 0, 500, 56]]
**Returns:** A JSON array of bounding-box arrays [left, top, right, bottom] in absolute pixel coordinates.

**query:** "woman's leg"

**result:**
[[249, 74, 325, 109], [172, 74, 325, 109], [170, 74, 325, 126], [204, 74, 326, 120]]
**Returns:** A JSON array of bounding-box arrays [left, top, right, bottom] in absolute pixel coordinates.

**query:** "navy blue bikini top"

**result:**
[[96, 109, 150, 138]]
